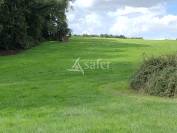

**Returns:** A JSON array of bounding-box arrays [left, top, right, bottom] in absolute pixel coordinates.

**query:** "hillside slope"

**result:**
[[0, 37, 177, 133]]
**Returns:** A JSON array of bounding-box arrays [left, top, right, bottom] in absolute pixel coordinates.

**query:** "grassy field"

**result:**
[[0, 37, 177, 133]]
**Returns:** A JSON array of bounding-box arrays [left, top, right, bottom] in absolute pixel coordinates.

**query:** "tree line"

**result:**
[[0, 0, 71, 50], [73, 34, 143, 39]]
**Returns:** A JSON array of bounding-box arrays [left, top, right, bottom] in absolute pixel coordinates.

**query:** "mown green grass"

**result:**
[[0, 37, 177, 133]]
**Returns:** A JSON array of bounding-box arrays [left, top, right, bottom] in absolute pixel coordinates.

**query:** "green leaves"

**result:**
[[0, 0, 70, 50]]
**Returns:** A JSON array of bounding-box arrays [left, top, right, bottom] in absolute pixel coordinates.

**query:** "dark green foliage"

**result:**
[[100, 34, 127, 39], [0, 0, 29, 49], [130, 54, 177, 97], [0, 0, 71, 50], [74, 34, 143, 39]]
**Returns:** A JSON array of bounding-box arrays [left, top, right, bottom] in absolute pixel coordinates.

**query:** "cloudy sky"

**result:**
[[67, 0, 177, 39]]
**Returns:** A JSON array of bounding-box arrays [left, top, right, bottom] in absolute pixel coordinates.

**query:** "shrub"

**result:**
[[130, 54, 177, 97]]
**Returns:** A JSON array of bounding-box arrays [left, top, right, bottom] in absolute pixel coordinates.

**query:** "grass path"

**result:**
[[0, 37, 177, 132]]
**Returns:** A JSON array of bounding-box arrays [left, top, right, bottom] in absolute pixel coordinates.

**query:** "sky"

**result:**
[[67, 0, 177, 39]]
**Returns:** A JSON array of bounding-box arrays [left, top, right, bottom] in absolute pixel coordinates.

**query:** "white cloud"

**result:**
[[108, 5, 177, 38], [67, 0, 177, 39], [72, 0, 95, 8], [107, 5, 165, 17], [68, 11, 102, 34]]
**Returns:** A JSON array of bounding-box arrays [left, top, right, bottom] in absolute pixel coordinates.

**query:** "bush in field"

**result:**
[[130, 54, 177, 97]]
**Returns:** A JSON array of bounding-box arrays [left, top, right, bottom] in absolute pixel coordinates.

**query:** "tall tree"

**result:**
[[0, 0, 29, 49], [0, 0, 71, 50]]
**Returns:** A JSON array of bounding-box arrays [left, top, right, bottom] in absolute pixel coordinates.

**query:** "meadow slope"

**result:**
[[0, 37, 177, 133]]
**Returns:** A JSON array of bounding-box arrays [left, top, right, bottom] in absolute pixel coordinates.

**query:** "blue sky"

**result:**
[[166, 1, 177, 15], [67, 0, 177, 39]]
